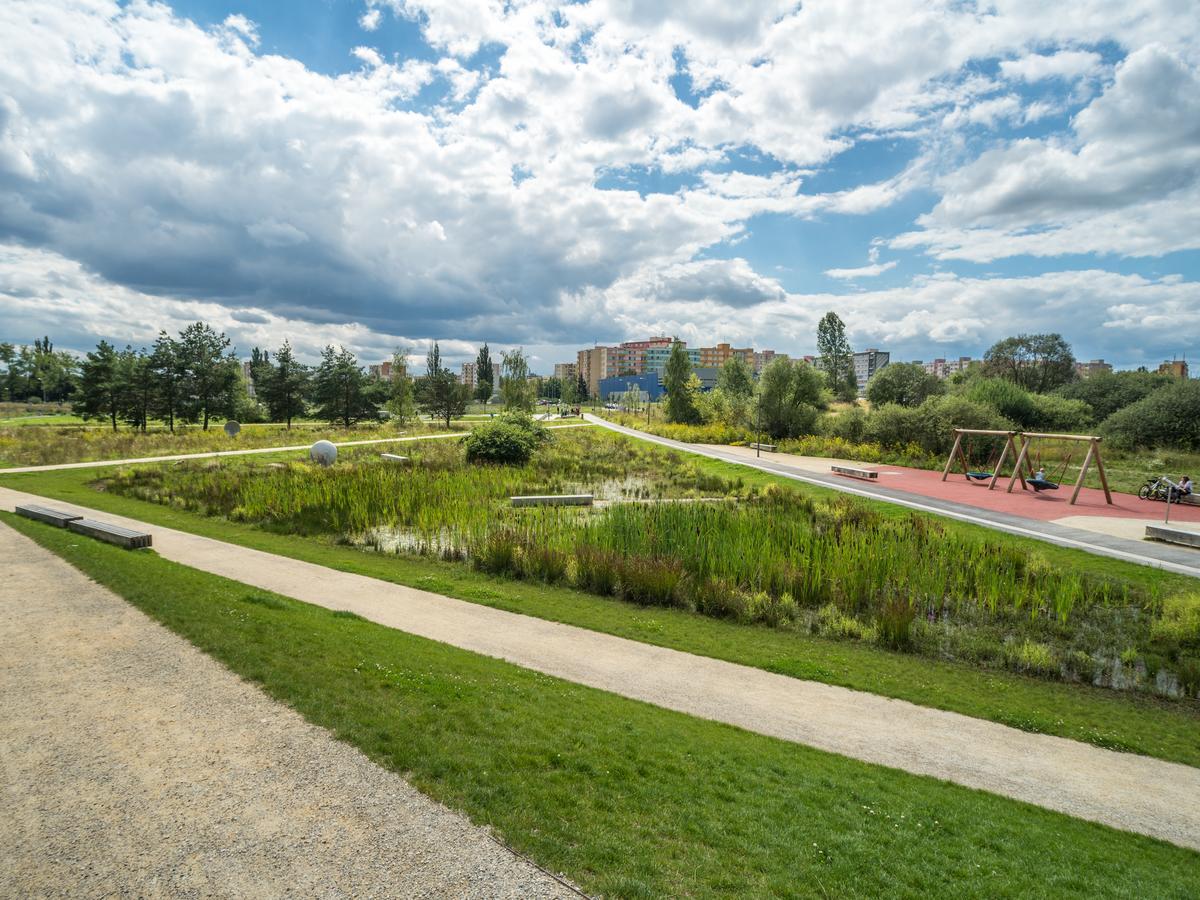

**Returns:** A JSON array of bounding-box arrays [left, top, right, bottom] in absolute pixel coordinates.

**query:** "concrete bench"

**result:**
[[511, 494, 594, 508], [15, 504, 82, 528], [380, 453, 410, 463], [831, 464, 879, 481], [66, 518, 153, 549], [1180, 493, 1199, 507], [1146, 524, 1200, 549], [748, 442, 776, 452]]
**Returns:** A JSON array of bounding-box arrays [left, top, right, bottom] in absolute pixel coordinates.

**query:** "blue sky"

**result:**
[[1, 0, 1198, 373]]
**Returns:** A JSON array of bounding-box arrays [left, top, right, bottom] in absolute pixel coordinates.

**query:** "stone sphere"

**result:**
[[310, 440, 338, 467]]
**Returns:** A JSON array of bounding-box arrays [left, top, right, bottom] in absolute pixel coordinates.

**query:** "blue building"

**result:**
[[597, 372, 665, 402]]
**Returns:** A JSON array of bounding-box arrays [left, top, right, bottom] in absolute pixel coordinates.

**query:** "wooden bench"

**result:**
[[1145, 524, 1200, 549], [380, 453, 410, 463], [748, 442, 776, 452], [15, 504, 82, 528], [830, 464, 879, 481], [66, 518, 153, 549], [511, 494, 593, 508]]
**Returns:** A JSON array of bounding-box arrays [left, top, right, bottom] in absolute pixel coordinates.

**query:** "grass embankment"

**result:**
[[4, 450, 1199, 768], [0, 419, 476, 468], [6, 511, 1197, 899]]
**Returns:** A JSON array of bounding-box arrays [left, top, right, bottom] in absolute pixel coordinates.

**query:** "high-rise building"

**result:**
[[697, 342, 754, 368], [1159, 359, 1190, 379], [853, 349, 889, 396], [460, 361, 501, 392], [1075, 359, 1113, 379], [553, 362, 577, 381]]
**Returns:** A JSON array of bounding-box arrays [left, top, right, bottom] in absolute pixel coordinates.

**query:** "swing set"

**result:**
[[1005, 432, 1112, 505], [941, 429, 1019, 490], [942, 429, 1113, 506]]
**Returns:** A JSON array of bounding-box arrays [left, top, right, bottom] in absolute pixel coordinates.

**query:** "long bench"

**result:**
[[830, 464, 879, 481], [380, 453, 410, 463], [66, 518, 153, 549], [15, 504, 82, 528], [1145, 524, 1200, 549], [748, 442, 776, 452], [511, 494, 594, 508]]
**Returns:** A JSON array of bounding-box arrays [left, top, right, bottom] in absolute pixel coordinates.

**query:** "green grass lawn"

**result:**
[[4, 455, 1198, 768], [7, 511, 1197, 899]]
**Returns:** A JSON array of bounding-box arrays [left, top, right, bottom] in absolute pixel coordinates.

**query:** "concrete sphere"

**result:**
[[223, 420, 241, 437], [310, 440, 338, 467]]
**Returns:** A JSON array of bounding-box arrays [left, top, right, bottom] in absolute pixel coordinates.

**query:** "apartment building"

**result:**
[[853, 349, 889, 396], [1159, 359, 1190, 379], [553, 362, 577, 381], [460, 361, 501, 392], [1075, 359, 1113, 379], [697, 342, 754, 368], [920, 356, 977, 379]]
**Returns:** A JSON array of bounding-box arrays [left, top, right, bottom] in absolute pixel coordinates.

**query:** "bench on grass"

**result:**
[[15, 504, 82, 528], [1145, 524, 1200, 549], [748, 442, 776, 452], [511, 494, 594, 508], [831, 464, 879, 481], [66, 518, 153, 550], [380, 453, 410, 463]]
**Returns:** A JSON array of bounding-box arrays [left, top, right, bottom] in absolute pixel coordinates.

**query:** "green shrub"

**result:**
[[822, 406, 867, 442], [463, 416, 545, 464], [1058, 370, 1173, 421], [1027, 393, 1094, 431], [1150, 593, 1200, 648], [966, 378, 1037, 427], [1101, 380, 1200, 450], [865, 362, 944, 407]]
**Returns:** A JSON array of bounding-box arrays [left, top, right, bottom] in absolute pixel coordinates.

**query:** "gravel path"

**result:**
[[3, 487, 1199, 853], [0, 523, 579, 899]]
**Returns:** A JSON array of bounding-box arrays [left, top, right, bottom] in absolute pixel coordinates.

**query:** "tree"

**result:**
[[755, 358, 822, 439], [72, 340, 122, 430], [415, 342, 470, 427], [1101, 380, 1200, 450], [118, 348, 156, 431], [474, 343, 495, 402], [816, 311, 857, 402], [1058, 370, 1173, 422], [500, 348, 535, 413], [717, 356, 755, 399], [259, 339, 310, 428], [178, 322, 239, 429], [312, 345, 379, 428], [576, 372, 589, 403], [663, 341, 701, 424], [0, 343, 16, 402], [385, 347, 416, 425], [149, 331, 184, 432], [865, 362, 944, 408], [983, 333, 1076, 394], [560, 374, 579, 406]]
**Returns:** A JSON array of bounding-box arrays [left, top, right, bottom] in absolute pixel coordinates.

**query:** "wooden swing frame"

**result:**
[[1004, 432, 1112, 505], [941, 429, 1020, 490]]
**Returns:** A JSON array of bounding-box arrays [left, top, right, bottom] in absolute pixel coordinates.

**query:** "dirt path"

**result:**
[[0, 523, 578, 899], [3, 487, 1199, 852]]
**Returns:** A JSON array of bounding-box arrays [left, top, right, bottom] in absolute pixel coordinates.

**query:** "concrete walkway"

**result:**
[[3, 485, 1198, 852], [586, 415, 1200, 578], [0, 423, 593, 475], [0, 523, 576, 899]]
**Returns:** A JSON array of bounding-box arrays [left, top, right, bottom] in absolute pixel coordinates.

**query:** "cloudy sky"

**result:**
[[1, 0, 1198, 372]]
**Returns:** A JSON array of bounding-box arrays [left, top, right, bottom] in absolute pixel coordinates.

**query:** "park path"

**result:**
[[2, 485, 1199, 852], [586, 415, 1200, 578], [0, 423, 593, 474], [0, 523, 578, 899]]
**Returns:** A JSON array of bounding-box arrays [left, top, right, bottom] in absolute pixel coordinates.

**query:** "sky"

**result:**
[[1, 0, 1198, 373]]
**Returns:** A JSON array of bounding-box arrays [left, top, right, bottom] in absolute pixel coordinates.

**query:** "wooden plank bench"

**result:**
[[66, 518, 153, 549], [380, 453, 410, 463], [511, 494, 593, 508], [1145, 524, 1200, 549], [748, 442, 776, 452], [830, 464, 879, 481], [15, 504, 82, 528]]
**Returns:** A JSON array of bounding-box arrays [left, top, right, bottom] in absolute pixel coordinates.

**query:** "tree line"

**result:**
[[1, 323, 550, 431]]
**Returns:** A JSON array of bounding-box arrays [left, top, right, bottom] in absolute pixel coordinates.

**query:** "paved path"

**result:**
[[0, 423, 593, 475], [586, 415, 1200, 578], [0, 523, 577, 899], [3, 487, 1198, 851]]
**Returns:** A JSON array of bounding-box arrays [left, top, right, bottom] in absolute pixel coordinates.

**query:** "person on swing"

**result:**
[[1033, 466, 1047, 483]]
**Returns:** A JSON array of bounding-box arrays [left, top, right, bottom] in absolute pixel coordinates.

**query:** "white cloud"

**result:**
[[1000, 49, 1101, 82], [825, 261, 897, 279], [359, 8, 383, 31]]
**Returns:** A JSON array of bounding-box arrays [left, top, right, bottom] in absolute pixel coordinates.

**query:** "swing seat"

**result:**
[[965, 471, 992, 481], [1026, 478, 1059, 492]]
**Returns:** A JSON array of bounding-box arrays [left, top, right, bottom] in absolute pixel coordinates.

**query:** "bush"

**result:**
[[1101, 380, 1200, 450], [822, 406, 867, 442], [965, 378, 1037, 427], [862, 396, 1011, 455], [1027, 393, 1094, 432], [463, 416, 545, 464], [865, 362, 944, 407], [1059, 370, 1173, 421]]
